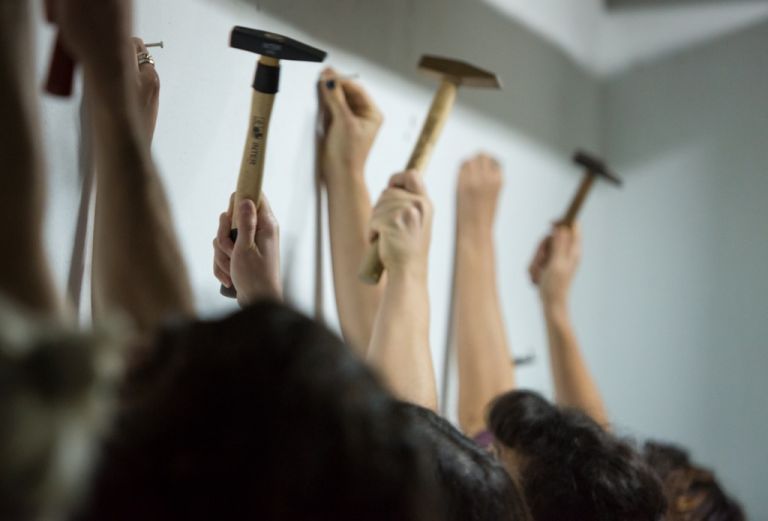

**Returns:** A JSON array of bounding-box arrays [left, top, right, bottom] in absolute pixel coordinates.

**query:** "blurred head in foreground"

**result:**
[[77, 301, 440, 521], [0, 298, 122, 520]]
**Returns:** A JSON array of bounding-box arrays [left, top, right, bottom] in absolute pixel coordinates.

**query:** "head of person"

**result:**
[[643, 442, 745, 521], [398, 403, 531, 521], [0, 298, 122, 520], [76, 301, 439, 521], [489, 390, 666, 521]]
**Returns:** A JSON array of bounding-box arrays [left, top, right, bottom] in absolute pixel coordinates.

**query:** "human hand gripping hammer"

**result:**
[[221, 28, 327, 298], [358, 56, 502, 284], [560, 151, 622, 226]]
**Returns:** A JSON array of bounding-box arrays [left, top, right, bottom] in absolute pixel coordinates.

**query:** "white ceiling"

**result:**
[[483, 0, 768, 76]]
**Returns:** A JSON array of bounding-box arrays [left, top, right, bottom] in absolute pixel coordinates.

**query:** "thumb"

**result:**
[[235, 199, 258, 251], [550, 227, 569, 258]]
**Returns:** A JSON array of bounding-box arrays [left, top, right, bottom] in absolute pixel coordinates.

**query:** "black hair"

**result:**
[[76, 301, 439, 521], [398, 403, 531, 521], [489, 390, 666, 521], [643, 441, 745, 521]]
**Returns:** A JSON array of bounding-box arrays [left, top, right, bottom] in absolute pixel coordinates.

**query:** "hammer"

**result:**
[[358, 56, 502, 284], [221, 28, 327, 298], [560, 150, 622, 226]]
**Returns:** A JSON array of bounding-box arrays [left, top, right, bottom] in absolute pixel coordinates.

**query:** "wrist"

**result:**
[[237, 281, 283, 307], [542, 298, 569, 322], [324, 164, 367, 190], [456, 221, 494, 246], [388, 261, 428, 284]]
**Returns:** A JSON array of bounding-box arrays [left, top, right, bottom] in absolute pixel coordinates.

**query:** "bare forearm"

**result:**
[[455, 228, 515, 435], [543, 302, 609, 426], [89, 68, 193, 333], [368, 269, 436, 410], [0, 4, 58, 313], [326, 173, 383, 355]]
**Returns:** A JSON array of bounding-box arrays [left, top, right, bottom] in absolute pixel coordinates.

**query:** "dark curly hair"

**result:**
[[75, 301, 440, 521], [399, 403, 531, 521], [488, 390, 666, 521], [643, 442, 745, 521]]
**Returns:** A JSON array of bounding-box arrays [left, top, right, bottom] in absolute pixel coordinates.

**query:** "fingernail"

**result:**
[[326, 79, 336, 90]]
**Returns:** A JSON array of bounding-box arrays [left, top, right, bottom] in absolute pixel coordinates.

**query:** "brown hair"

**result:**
[[643, 442, 745, 521], [489, 390, 667, 521]]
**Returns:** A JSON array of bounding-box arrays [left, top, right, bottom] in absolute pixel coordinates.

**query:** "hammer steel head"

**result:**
[[231, 27, 327, 62], [573, 150, 622, 186], [418, 55, 502, 89]]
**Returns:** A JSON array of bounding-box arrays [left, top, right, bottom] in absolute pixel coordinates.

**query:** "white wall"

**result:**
[[33, 0, 601, 407], [33, 0, 767, 517], [598, 20, 768, 518]]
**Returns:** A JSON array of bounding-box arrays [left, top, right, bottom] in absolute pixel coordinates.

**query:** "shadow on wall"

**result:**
[[600, 17, 768, 519], [604, 18, 768, 169], [228, 0, 602, 156]]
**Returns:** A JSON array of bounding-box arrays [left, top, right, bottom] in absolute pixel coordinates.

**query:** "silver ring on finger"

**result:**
[[137, 52, 155, 67]]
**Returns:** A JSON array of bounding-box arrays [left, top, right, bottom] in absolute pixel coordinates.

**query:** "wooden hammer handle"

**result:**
[[561, 173, 595, 226], [233, 88, 276, 221], [358, 79, 458, 285], [406, 79, 458, 171], [221, 57, 279, 298]]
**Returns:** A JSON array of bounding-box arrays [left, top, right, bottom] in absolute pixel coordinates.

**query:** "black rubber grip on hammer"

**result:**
[[220, 229, 239, 298], [253, 63, 280, 94]]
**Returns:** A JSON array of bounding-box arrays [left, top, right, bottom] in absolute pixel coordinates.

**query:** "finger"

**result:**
[[214, 263, 232, 288], [128, 38, 147, 75], [227, 193, 236, 219], [529, 239, 548, 276], [370, 198, 401, 225], [255, 194, 279, 256], [570, 223, 582, 259], [388, 170, 425, 195], [133, 37, 160, 88], [319, 67, 352, 119], [214, 245, 232, 277], [132, 37, 148, 55], [529, 263, 541, 285], [459, 157, 475, 176], [217, 212, 234, 256], [531, 238, 548, 265], [340, 80, 380, 119], [550, 227, 569, 257], [235, 199, 258, 251], [375, 188, 420, 211], [371, 199, 420, 234]]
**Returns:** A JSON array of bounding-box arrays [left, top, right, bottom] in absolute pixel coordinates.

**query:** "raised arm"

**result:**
[[0, 1, 59, 314], [454, 155, 516, 437], [367, 170, 436, 410], [53, 0, 194, 334], [318, 69, 384, 356], [529, 225, 609, 426]]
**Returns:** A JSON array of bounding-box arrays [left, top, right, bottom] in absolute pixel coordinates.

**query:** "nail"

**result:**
[[145, 41, 164, 49], [325, 79, 336, 90]]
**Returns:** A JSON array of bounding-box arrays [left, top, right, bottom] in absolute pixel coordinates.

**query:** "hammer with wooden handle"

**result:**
[[358, 56, 502, 284], [560, 150, 622, 226], [221, 28, 327, 298]]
